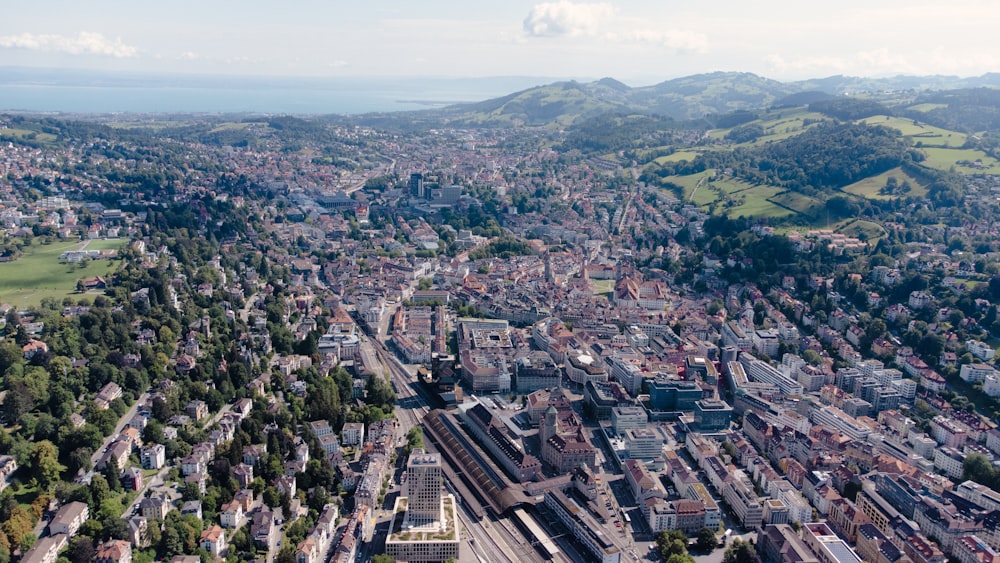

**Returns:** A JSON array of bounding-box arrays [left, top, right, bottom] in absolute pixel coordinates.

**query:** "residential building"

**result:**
[[199, 525, 226, 557], [49, 501, 89, 537]]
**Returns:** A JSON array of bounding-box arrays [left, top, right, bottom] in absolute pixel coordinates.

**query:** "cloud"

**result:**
[[180, 51, 200, 61], [523, 2, 707, 53], [523, 0, 614, 37], [0, 31, 137, 58], [607, 29, 708, 53], [766, 49, 919, 77]]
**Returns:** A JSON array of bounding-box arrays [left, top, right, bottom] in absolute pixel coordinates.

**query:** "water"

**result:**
[[0, 70, 560, 115]]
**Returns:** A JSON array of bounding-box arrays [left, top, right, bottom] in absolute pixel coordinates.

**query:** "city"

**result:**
[[1, 81, 1000, 563]]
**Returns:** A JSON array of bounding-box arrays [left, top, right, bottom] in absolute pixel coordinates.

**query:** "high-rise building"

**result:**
[[386, 448, 461, 561], [409, 173, 424, 198], [405, 449, 442, 525]]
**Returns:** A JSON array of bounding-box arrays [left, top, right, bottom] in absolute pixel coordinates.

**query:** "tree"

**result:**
[[963, 453, 998, 489], [657, 529, 689, 560], [696, 527, 719, 552], [724, 539, 761, 563], [30, 440, 65, 491], [66, 536, 96, 563]]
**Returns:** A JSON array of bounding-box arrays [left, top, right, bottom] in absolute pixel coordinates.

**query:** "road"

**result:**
[[121, 464, 172, 518], [81, 390, 150, 483]]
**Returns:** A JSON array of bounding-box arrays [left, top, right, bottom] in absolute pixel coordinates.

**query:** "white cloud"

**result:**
[[179, 51, 200, 61], [607, 28, 708, 53], [523, 0, 614, 37], [0, 31, 137, 58], [766, 48, 959, 78], [523, 2, 708, 54]]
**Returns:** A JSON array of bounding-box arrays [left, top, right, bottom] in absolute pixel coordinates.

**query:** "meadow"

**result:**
[[859, 116, 967, 147], [921, 147, 1000, 172], [842, 167, 929, 199], [0, 239, 123, 308]]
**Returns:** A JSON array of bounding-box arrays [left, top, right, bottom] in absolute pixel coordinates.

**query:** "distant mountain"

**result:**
[[431, 71, 1000, 127]]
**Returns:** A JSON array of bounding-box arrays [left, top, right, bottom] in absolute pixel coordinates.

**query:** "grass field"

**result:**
[[708, 177, 757, 195], [838, 219, 885, 241], [907, 103, 948, 113], [709, 108, 827, 146], [842, 167, 930, 199], [591, 279, 614, 299], [664, 171, 714, 201], [859, 116, 966, 147], [921, 147, 1000, 172], [0, 128, 58, 144], [724, 185, 794, 218], [654, 150, 700, 164], [0, 240, 121, 308], [208, 121, 267, 133], [770, 191, 823, 215], [86, 238, 127, 251]]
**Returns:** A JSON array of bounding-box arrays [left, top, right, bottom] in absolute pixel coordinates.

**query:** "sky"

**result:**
[[1, 0, 998, 85]]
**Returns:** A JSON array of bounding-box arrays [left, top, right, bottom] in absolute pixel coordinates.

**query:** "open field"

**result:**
[[708, 177, 757, 195], [0, 128, 58, 144], [85, 238, 127, 251], [708, 108, 827, 145], [208, 121, 267, 133], [842, 167, 930, 199], [907, 103, 948, 113], [592, 279, 615, 298], [664, 171, 714, 201], [921, 147, 1000, 172], [0, 240, 121, 308], [859, 116, 966, 147], [654, 150, 700, 164], [770, 191, 822, 215], [838, 219, 886, 241], [724, 185, 793, 218]]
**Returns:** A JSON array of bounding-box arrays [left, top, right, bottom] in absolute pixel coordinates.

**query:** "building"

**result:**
[[341, 422, 364, 447], [385, 449, 461, 562], [723, 472, 763, 530], [199, 525, 227, 557], [141, 443, 166, 470], [49, 501, 89, 537], [608, 355, 645, 397], [545, 489, 621, 563], [540, 405, 598, 472], [802, 523, 863, 563], [565, 350, 609, 386], [760, 524, 820, 563], [960, 364, 997, 383], [585, 380, 633, 420], [611, 406, 648, 434], [647, 498, 708, 535], [405, 449, 442, 525], [740, 353, 805, 396], [94, 540, 132, 563], [20, 534, 69, 563], [514, 351, 561, 392], [954, 535, 1000, 563], [649, 378, 702, 412], [811, 406, 872, 440], [693, 399, 733, 432], [625, 428, 664, 461]]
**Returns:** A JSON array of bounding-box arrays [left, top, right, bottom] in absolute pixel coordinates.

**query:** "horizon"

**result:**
[[3, 1, 999, 85], [2, 66, 997, 116]]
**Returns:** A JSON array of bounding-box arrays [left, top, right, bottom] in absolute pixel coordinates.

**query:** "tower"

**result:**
[[404, 448, 441, 525], [409, 173, 424, 199], [540, 406, 558, 443]]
